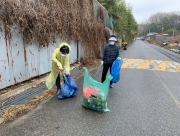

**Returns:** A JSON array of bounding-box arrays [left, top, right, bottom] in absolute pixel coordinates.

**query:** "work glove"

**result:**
[[117, 57, 121, 60], [101, 61, 104, 65]]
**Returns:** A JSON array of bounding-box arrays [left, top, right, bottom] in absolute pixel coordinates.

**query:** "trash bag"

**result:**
[[58, 74, 78, 99], [110, 57, 123, 83], [82, 67, 113, 112]]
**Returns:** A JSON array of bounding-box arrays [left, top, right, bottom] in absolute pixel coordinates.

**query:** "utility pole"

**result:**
[[173, 23, 175, 37]]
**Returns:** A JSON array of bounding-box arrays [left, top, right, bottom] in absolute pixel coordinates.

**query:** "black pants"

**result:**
[[56, 74, 61, 90], [56, 74, 65, 90], [101, 63, 113, 85], [124, 44, 127, 50]]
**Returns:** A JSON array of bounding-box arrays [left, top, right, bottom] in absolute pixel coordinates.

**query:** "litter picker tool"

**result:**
[[95, 64, 103, 77]]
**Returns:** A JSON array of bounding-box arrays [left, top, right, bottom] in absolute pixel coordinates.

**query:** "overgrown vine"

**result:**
[[0, 0, 111, 64]]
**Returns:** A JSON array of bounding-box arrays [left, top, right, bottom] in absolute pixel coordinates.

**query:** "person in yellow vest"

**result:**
[[122, 41, 128, 50], [46, 42, 71, 93]]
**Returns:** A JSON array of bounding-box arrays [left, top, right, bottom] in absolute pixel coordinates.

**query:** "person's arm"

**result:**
[[52, 49, 62, 68]]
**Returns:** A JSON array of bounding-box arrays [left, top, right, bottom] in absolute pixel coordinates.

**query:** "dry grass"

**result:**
[[168, 43, 177, 47], [150, 39, 179, 50], [0, 0, 110, 65]]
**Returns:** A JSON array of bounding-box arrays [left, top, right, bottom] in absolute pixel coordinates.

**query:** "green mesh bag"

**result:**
[[82, 67, 113, 112], [93, 0, 116, 30]]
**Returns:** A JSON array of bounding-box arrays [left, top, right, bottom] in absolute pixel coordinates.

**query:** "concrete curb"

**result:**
[[0, 76, 50, 125], [0, 66, 97, 102], [149, 42, 180, 57], [0, 78, 46, 102], [0, 64, 82, 102]]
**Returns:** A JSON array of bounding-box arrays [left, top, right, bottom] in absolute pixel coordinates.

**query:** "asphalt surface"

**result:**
[[0, 40, 180, 136]]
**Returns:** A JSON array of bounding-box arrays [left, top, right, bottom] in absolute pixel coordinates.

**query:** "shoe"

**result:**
[[109, 84, 113, 88]]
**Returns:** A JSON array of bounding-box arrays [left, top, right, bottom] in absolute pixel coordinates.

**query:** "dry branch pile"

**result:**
[[0, 0, 110, 64]]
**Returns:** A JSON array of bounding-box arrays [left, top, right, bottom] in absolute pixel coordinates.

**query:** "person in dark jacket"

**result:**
[[101, 35, 120, 88]]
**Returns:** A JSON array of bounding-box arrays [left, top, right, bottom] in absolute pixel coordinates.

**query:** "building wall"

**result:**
[[0, 0, 114, 89], [150, 35, 155, 40], [0, 23, 82, 89], [155, 36, 165, 41]]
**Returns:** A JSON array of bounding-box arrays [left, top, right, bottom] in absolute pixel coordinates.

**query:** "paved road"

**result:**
[[0, 40, 180, 136]]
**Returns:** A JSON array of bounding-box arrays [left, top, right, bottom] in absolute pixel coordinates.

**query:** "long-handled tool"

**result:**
[[95, 64, 103, 77]]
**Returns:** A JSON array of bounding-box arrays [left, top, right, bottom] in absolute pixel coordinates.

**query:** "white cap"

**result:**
[[109, 37, 117, 41]]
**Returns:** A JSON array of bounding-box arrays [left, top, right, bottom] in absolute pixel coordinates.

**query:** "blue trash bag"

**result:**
[[58, 74, 78, 99], [110, 57, 123, 83]]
